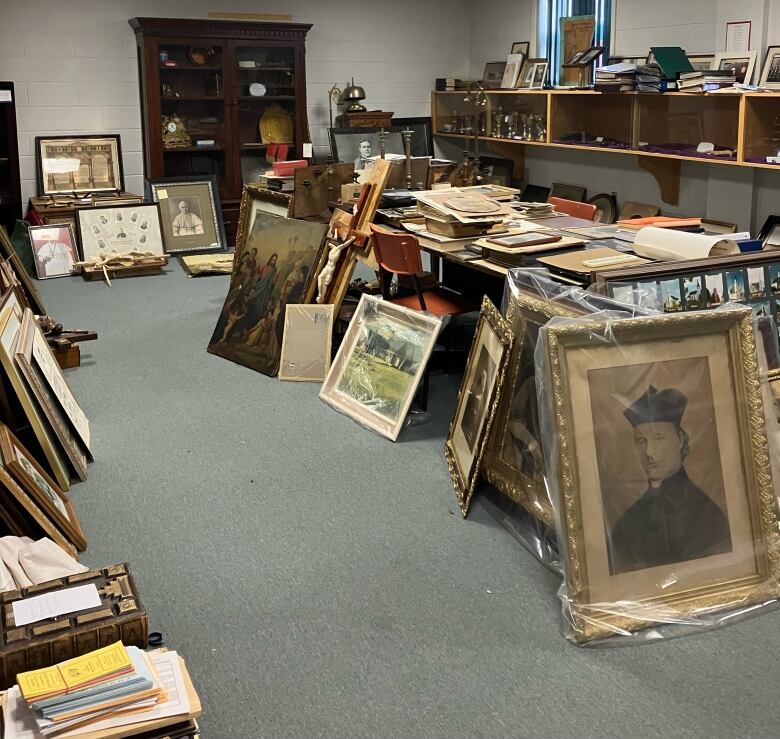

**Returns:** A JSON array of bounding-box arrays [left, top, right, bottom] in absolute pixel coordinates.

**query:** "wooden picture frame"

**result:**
[[28, 225, 78, 279], [528, 61, 549, 89], [511, 41, 530, 56], [0, 424, 86, 551], [0, 226, 46, 317], [445, 297, 512, 516], [279, 304, 334, 382], [35, 134, 124, 196], [687, 53, 716, 71], [0, 293, 69, 491], [76, 202, 164, 262], [15, 309, 89, 482], [146, 175, 226, 255], [541, 309, 780, 642], [758, 46, 780, 89], [482, 61, 507, 90], [320, 295, 442, 441]]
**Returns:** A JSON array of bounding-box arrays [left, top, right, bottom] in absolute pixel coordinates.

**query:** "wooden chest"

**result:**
[[0, 563, 148, 688], [28, 193, 144, 233]]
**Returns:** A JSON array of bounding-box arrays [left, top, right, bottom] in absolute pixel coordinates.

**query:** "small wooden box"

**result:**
[[336, 111, 394, 129], [0, 564, 148, 688]]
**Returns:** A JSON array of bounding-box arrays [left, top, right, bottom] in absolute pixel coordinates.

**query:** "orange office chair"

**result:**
[[369, 225, 478, 316], [548, 196, 598, 221]]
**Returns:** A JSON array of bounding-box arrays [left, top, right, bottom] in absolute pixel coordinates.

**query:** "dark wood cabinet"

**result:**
[[0, 82, 21, 233], [129, 18, 311, 242]]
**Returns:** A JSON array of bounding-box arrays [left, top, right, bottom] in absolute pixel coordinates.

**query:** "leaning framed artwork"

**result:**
[[35, 134, 124, 196], [320, 295, 442, 441], [712, 51, 757, 85], [758, 45, 780, 89], [233, 185, 294, 270], [146, 175, 226, 254], [279, 304, 334, 382], [0, 226, 46, 317], [445, 297, 512, 516], [540, 308, 780, 642], [208, 212, 328, 377], [0, 424, 86, 552], [28, 225, 78, 279], [75, 203, 164, 262]]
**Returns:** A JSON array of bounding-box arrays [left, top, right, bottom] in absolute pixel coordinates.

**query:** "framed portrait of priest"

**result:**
[[146, 176, 226, 254], [540, 308, 780, 642]]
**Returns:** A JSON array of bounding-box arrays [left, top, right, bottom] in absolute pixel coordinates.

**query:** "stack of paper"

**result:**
[[595, 62, 637, 92], [509, 201, 556, 218], [14, 642, 166, 737]]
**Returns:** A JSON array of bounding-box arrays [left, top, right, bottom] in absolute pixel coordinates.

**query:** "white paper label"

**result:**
[[12, 584, 101, 627], [0, 91, 12, 103], [303, 142, 313, 158]]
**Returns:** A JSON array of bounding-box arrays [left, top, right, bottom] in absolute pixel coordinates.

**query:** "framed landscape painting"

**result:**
[[319, 295, 442, 441]]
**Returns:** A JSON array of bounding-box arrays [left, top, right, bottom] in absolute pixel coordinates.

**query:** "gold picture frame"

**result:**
[[483, 289, 582, 526], [445, 297, 512, 516], [0, 424, 86, 552], [542, 308, 780, 642], [233, 185, 294, 275], [0, 226, 46, 317]]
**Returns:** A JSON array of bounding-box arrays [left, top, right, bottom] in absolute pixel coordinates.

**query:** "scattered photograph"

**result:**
[[769, 265, 780, 295], [751, 301, 771, 319], [748, 267, 766, 298], [726, 270, 747, 301], [660, 278, 682, 312], [705, 273, 724, 305], [682, 275, 703, 309]]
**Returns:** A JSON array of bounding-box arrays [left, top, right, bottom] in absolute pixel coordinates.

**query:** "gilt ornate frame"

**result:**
[[543, 308, 780, 642], [445, 297, 512, 516]]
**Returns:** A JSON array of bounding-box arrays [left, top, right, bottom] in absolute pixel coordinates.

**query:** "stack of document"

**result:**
[[14, 642, 166, 736], [635, 62, 663, 92], [509, 201, 556, 219], [594, 62, 636, 92]]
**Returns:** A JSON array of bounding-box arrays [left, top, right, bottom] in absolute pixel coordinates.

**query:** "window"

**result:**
[[539, 0, 612, 85]]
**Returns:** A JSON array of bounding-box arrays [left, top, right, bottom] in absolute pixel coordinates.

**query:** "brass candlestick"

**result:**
[[402, 128, 412, 189]]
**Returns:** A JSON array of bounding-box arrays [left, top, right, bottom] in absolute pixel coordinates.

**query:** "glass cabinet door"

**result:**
[[230, 43, 297, 188], [156, 42, 229, 191]]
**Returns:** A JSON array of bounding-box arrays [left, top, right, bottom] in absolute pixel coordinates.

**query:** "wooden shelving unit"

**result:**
[[432, 90, 780, 202]]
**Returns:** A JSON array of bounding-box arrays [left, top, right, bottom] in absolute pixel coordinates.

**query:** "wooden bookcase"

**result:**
[[130, 18, 311, 242], [0, 82, 21, 233], [432, 90, 780, 176]]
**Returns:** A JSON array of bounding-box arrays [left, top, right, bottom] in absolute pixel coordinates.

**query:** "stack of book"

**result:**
[[510, 201, 556, 219], [594, 62, 637, 92], [677, 70, 735, 92], [13, 642, 167, 736]]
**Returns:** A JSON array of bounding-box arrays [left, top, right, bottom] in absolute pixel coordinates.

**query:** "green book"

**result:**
[[650, 47, 694, 80]]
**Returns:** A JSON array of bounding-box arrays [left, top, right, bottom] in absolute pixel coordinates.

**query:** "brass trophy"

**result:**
[[161, 114, 192, 149]]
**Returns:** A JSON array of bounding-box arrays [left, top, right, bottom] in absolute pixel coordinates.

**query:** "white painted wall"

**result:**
[[0, 0, 470, 208], [468, 0, 536, 80]]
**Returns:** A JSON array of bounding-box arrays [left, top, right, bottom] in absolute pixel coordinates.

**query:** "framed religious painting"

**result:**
[[28, 225, 78, 280], [233, 185, 294, 270], [0, 424, 86, 552], [320, 295, 442, 441], [445, 297, 512, 516], [75, 203, 164, 262], [540, 308, 780, 642], [208, 212, 328, 377], [146, 176, 226, 255], [35, 134, 124, 196]]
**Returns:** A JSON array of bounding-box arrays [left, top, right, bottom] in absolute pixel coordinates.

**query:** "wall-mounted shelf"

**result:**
[[432, 90, 780, 172]]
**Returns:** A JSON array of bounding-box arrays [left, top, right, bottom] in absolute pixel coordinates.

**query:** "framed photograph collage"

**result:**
[[593, 252, 780, 343]]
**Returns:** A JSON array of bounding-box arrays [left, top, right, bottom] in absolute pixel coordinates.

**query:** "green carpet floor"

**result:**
[[37, 262, 780, 738]]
